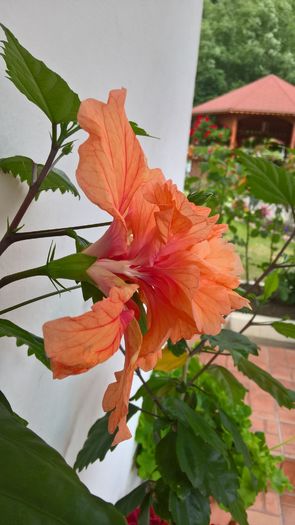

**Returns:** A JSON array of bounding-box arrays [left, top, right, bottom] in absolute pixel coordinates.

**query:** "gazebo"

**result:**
[[192, 75, 295, 148]]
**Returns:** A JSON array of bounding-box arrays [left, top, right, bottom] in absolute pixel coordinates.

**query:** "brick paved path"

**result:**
[[201, 345, 295, 525]]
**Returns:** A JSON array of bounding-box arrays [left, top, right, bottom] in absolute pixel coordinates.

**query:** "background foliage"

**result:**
[[195, 0, 295, 104]]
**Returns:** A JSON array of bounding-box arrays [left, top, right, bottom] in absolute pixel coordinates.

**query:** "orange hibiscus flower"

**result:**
[[43, 89, 248, 443]]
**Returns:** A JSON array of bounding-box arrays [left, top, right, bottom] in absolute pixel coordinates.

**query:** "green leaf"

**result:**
[[161, 400, 249, 524], [204, 448, 248, 524], [0, 156, 80, 199], [238, 151, 295, 207], [162, 398, 226, 457], [232, 351, 295, 408], [228, 498, 249, 525], [75, 404, 139, 471], [74, 413, 115, 471], [169, 488, 210, 525], [0, 396, 125, 525], [0, 319, 50, 369], [67, 229, 91, 252], [1, 25, 80, 123], [153, 480, 171, 521], [0, 391, 13, 413], [187, 191, 214, 205], [173, 415, 249, 525], [47, 253, 96, 282], [132, 293, 148, 335], [167, 338, 187, 356], [206, 365, 247, 403], [115, 482, 149, 516], [219, 411, 252, 468], [205, 450, 239, 507], [0, 391, 28, 427], [39, 167, 80, 199], [272, 321, 295, 339], [80, 281, 104, 303], [129, 121, 154, 138], [176, 423, 211, 488], [155, 431, 190, 495], [138, 494, 152, 525], [263, 270, 279, 300], [207, 329, 259, 357]]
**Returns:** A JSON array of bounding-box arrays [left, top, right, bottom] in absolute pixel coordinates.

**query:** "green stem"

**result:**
[[245, 215, 250, 285], [180, 358, 189, 400], [63, 124, 81, 139], [0, 285, 81, 315], [0, 265, 48, 289], [270, 434, 295, 451], [181, 359, 189, 382]]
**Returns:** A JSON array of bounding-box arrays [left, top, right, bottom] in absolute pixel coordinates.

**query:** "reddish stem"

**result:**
[[0, 143, 59, 256]]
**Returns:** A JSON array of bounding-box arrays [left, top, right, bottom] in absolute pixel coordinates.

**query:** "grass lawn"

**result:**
[[226, 221, 295, 281]]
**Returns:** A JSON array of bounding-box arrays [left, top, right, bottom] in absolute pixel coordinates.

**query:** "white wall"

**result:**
[[0, 0, 203, 502]]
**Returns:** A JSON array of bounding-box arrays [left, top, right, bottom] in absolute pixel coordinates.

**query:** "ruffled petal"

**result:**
[[125, 169, 165, 263], [43, 285, 138, 379], [85, 220, 127, 260], [137, 252, 199, 370], [77, 89, 147, 222], [195, 236, 244, 288], [144, 179, 215, 248], [192, 279, 249, 335], [86, 260, 128, 296], [102, 318, 142, 444]]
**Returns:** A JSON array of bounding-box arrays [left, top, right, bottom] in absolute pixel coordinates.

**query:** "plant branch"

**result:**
[[135, 367, 170, 418], [202, 350, 231, 355], [8, 221, 112, 243], [189, 348, 224, 384], [0, 125, 59, 255], [189, 339, 207, 357], [0, 285, 81, 316], [239, 311, 258, 334], [128, 402, 164, 420], [244, 227, 295, 294]]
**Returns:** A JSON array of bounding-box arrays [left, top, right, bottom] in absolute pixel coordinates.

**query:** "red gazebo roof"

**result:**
[[193, 75, 295, 117]]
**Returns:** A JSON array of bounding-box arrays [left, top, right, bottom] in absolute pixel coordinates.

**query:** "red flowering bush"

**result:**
[[127, 507, 168, 525], [190, 115, 230, 146]]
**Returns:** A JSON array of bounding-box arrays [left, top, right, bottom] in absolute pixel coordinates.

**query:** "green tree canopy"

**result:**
[[195, 0, 295, 104]]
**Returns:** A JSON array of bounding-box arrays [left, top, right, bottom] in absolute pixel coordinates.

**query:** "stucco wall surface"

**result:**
[[0, 0, 203, 502]]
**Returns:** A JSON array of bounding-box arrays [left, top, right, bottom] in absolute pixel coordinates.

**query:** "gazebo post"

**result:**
[[230, 116, 238, 149], [290, 121, 295, 149]]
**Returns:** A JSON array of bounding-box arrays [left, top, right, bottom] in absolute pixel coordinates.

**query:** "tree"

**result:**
[[195, 0, 295, 104]]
